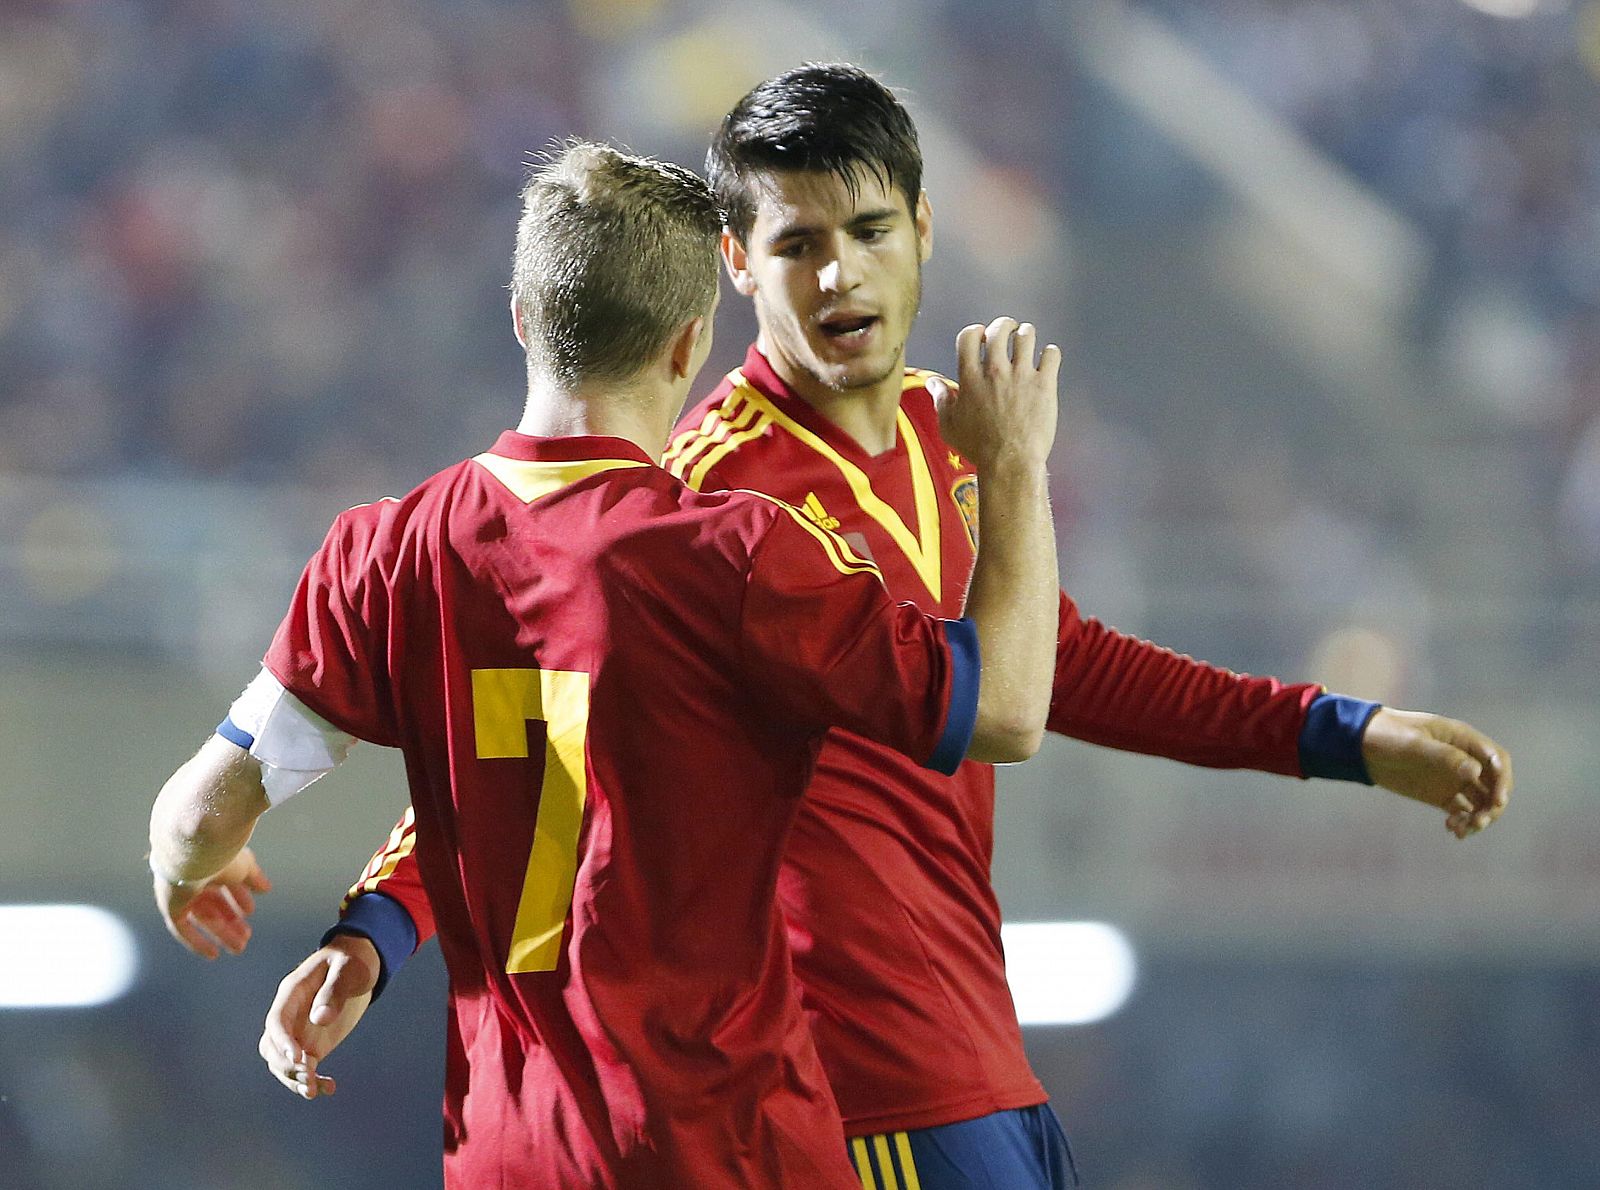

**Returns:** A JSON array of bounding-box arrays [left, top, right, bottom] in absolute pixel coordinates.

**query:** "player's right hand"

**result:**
[[1361, 707, 1513, 839], [929, 317, 1061, 472], [153, 846, 271, 960], [259, 934, 378, 1100]]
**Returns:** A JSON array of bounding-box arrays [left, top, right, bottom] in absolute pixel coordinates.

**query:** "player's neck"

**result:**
[[518, 379, 677, 461], [762, 346, 903, 457]]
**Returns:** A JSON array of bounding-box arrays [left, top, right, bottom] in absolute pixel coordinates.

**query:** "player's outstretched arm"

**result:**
[[259, 934, 379, 1100], [930, 318, 1060, 763], [149, 734, 273, 959], [1361, 707, 1513, 839]]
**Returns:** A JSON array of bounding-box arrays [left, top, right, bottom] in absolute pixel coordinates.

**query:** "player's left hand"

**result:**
[[153, 846, 272, 959], [259, 934, 379, 1100], [1361, 708, 1512, 839]]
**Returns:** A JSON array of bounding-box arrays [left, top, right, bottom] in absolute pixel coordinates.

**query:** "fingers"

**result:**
[[1038, 342, 1062, 387], [1429, 719, 1513, 837], [227, 880, 257, 918], [257, 1030, 335, 1100], [264, 955, 327, 1066], [184, 884, 254, 953], [956, 323, 984, 377], [261, 957, 330, 1098], [1459, 732, 1513, 811], [1012, 322, 1036, 368], [244, 861, 273, 894], [157, 883, 224, 959], [981, 316, 1020, 370], [165, 910, 222, 960]]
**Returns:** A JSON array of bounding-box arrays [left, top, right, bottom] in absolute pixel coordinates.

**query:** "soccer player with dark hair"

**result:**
[[148, 138, 1069, 1189], [256, 67, 1511, 1189]]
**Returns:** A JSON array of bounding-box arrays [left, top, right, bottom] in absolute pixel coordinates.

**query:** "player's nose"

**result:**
[[817, 244, 863, 293]]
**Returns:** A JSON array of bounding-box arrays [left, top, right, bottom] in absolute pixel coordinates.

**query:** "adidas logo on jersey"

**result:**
[[800, 491, 841, 531]]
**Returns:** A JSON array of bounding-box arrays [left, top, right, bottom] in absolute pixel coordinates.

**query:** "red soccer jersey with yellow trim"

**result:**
[[351, 349, 1322, 1137], [662, 346, 1320, 1134], [264, 430, 973, 1189]]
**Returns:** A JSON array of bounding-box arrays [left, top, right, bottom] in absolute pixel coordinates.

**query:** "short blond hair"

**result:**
[[511, 140, 721, 385]]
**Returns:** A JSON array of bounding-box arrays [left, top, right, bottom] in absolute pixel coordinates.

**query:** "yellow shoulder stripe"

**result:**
[[473, 454, 647, 504], [665, 374, 773, 491], [665, 385, 748, 464], [344, 805, 417, 907], [744, 490, 882, 582], [901, 367, 949, 392]]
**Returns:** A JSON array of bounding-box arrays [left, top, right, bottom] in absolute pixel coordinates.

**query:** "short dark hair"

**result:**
[[511, 140, 721, 385], [707, 63, 923, 244]]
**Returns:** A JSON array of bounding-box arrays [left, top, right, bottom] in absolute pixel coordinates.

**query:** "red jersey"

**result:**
[[349, 348, 1321, 1137], [265, 430, 976, 1188]]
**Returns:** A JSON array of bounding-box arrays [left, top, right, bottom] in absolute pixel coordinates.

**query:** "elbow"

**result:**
[[150, 740, 269, 850], [966, 710, 1046, 765]]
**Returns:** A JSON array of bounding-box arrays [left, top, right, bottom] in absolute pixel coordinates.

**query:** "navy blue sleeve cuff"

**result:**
[[1298, 693, 1382, 784], [216, 715, 255, 750], [928, 617, 980, 776], [321, 892, 418, 1002]]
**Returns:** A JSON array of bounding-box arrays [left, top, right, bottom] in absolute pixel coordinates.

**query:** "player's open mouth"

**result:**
[[818, 314, 879, 341]]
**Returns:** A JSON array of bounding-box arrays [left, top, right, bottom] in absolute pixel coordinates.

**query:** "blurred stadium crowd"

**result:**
[[1149, 0, 1600, 580], [3, 0, 1598, 683], [3, 1, 1598, 1188]]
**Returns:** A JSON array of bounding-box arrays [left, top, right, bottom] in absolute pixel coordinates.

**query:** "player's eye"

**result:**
[[856, 226, 889, 242], [773, 240, 807, 259]]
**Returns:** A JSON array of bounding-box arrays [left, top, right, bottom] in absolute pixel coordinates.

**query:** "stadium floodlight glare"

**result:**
[[1001, 921, 1137, 1026], [0, 905, 139, 1009]]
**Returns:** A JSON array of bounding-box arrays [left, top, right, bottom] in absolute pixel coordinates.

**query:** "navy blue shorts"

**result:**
[[847, 1102, 1079, 1189]]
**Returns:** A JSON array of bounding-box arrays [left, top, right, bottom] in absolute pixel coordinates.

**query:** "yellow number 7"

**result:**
[[471, 667, 590, 974]]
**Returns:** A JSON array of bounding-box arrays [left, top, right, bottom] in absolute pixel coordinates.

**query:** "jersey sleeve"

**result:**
[[739, 502, 978, 775], [262, 506, 400, 747], [340, 805, 433, 930], [324, 806, 436, 999], [1047, 590, 1320, 776]]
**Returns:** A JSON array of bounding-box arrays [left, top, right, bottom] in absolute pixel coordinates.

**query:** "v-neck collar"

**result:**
[[737, 345, 906, 468], [733, 345, 945, 603]]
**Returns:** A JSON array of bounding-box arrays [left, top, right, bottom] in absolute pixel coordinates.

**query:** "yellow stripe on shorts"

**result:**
[[851, 1137, 875, 1189]]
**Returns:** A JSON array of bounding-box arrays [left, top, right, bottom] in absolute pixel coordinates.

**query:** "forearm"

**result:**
[[963, 458, 1057, 761], [1047, 597, 1321, 774], [149, 734, 271, 883]]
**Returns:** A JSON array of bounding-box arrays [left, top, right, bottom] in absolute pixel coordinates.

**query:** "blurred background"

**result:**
[[2, 0, 1598, 1185]]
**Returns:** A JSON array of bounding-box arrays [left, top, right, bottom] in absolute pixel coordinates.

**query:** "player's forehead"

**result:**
[[747, 166, 907, 241]]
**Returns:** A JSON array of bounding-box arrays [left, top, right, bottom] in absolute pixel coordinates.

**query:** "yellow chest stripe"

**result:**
[[473, 454, 647, 504], [738, 380, 943, 601]]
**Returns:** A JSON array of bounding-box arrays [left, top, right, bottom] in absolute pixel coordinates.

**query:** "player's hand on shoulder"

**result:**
[[259, 935, 379, 1100], [1361, 707, 1513, 839], [153, 846, 272, 960], [929, 317, 1061, 471]]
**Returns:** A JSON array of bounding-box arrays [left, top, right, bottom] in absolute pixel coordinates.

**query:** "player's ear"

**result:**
[[668, 313, 711, 381], [722, 229, 757, 297], [915, 191, 933, 265], [510, 293, 528, 349]]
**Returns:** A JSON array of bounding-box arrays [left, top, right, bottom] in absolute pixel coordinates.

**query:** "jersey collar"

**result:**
[[487, 431, 656, 466], [737, 344, 911, 469]]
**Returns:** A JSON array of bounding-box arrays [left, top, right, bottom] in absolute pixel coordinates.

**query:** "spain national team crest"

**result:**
[[951, 476, 979, 549]]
